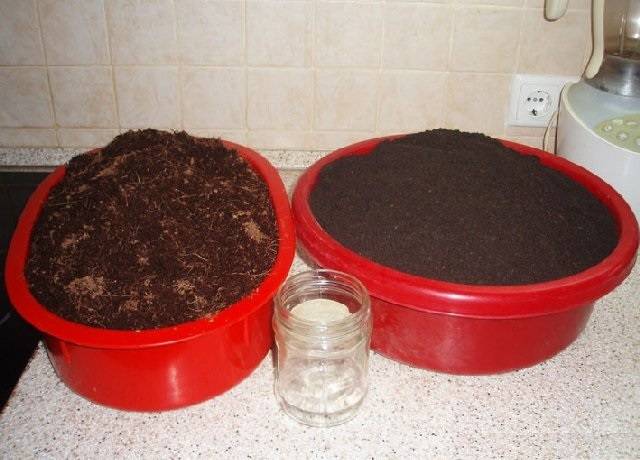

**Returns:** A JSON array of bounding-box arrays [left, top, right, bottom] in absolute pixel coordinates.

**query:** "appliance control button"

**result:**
[[612, 118, 624, 125], [603, 124, 613, 132], [617, 132, 629, 141], [635, 137, 640, 147], [625, 120, 638, 127]]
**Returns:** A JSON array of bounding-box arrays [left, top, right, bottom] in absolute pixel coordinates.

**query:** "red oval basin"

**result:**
[[292, 136, 638, 374], [5, 140, 296, 411]]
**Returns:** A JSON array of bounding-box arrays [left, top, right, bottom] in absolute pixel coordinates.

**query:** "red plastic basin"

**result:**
[[5, 140, 296, 411], [292, 136, 639, 374]]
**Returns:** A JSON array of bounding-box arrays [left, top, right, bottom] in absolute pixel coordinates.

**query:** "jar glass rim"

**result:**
[[274, 269, 371, 338]]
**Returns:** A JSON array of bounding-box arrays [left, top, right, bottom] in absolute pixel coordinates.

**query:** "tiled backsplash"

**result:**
[[0, 0, 590, 152]]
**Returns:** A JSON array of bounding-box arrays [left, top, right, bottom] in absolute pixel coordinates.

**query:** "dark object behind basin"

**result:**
[[1, 172, 47, 411]]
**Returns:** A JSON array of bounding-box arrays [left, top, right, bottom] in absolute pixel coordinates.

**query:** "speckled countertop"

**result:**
[[1, 156, 639, 459], [0, 147, 328, 171]]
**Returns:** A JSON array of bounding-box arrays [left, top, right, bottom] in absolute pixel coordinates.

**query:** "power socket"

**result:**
[[508, 74, 579, 127]]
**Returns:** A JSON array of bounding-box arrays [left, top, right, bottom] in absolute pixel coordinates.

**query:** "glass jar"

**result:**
[[273, 269, 372, 427]]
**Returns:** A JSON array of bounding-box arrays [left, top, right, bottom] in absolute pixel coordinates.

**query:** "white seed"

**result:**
[[291, 299, 350, 322]]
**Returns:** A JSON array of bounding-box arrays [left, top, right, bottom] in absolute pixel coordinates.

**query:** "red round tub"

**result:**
[[292, 136, 639, 374], [5, 140, 296, 411]]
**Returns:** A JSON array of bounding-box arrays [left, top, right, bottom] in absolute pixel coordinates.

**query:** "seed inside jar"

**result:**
[[290, 299, 350, 322]]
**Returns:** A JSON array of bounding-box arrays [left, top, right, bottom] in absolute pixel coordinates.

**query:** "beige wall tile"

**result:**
[[519, 9, 589, 75], [504, 125, 546, 137], [39, 0, 109, 65], [0, 0, 597, 152], [185, 129, 247, 146], [503, 126, 557, 151], [0, 128, 57, 147], [49, 66, 116, 127], [0, 68, 53, 127], [247, 2, 312, 67], [247, 69, 313, 130], [0, 0, 44, 65], [378, 71, 447, 132], [525, 0, 588, 8], [458, 0, 523, 6], [115, 66, 180, 128], [451, 7, 522, 73], [386, 0, 447, 2], [57, 128, 119, 147], [374, 127, 405, 137], [176, 0, 243, 65], [310, 131, 374, 151], [502, 135, 544, 150], [315, 70, 378, 131], [315, 2, 382, 68], [247, 130, 310, 150], [445, 73, 510, 134], [107, 0, 176, 65], [383, 4, 451, 71], [181, 67, 245, 129]]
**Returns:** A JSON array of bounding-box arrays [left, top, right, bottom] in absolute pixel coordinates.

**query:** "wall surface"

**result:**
[[0, 0, 591, 151]]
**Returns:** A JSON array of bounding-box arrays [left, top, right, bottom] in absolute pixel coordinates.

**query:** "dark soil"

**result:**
[[26, 130, 278, 330], [309, 129, 619, 285]]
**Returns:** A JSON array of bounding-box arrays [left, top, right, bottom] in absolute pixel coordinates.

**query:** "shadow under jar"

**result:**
[[273, 269, 372, 427]]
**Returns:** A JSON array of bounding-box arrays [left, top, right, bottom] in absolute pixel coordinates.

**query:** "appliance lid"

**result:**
[[566, 80, 639, 127]]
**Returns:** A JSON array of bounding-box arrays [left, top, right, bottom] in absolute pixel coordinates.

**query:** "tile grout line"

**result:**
[[33, 0, 59, 147], [505, 5, 529, 139], [103, 0, 122, 134], [444, 2, 457, 130], [0, 62, 583, 78], [172, 0, 184, 131], [311, 0, 317, 137], [374, 2, 384, 135], [243, 0, 249, 140]]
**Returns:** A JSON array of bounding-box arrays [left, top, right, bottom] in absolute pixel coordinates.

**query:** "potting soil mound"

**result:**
[[309, 129, 619, 285], [26, 130, 278, 329]]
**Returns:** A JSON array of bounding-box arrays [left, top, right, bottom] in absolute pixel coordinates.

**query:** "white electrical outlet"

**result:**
[[508, 74, 579, 127]]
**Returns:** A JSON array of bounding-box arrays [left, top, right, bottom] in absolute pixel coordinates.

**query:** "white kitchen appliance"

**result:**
[[549, 0, 640, 218]]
